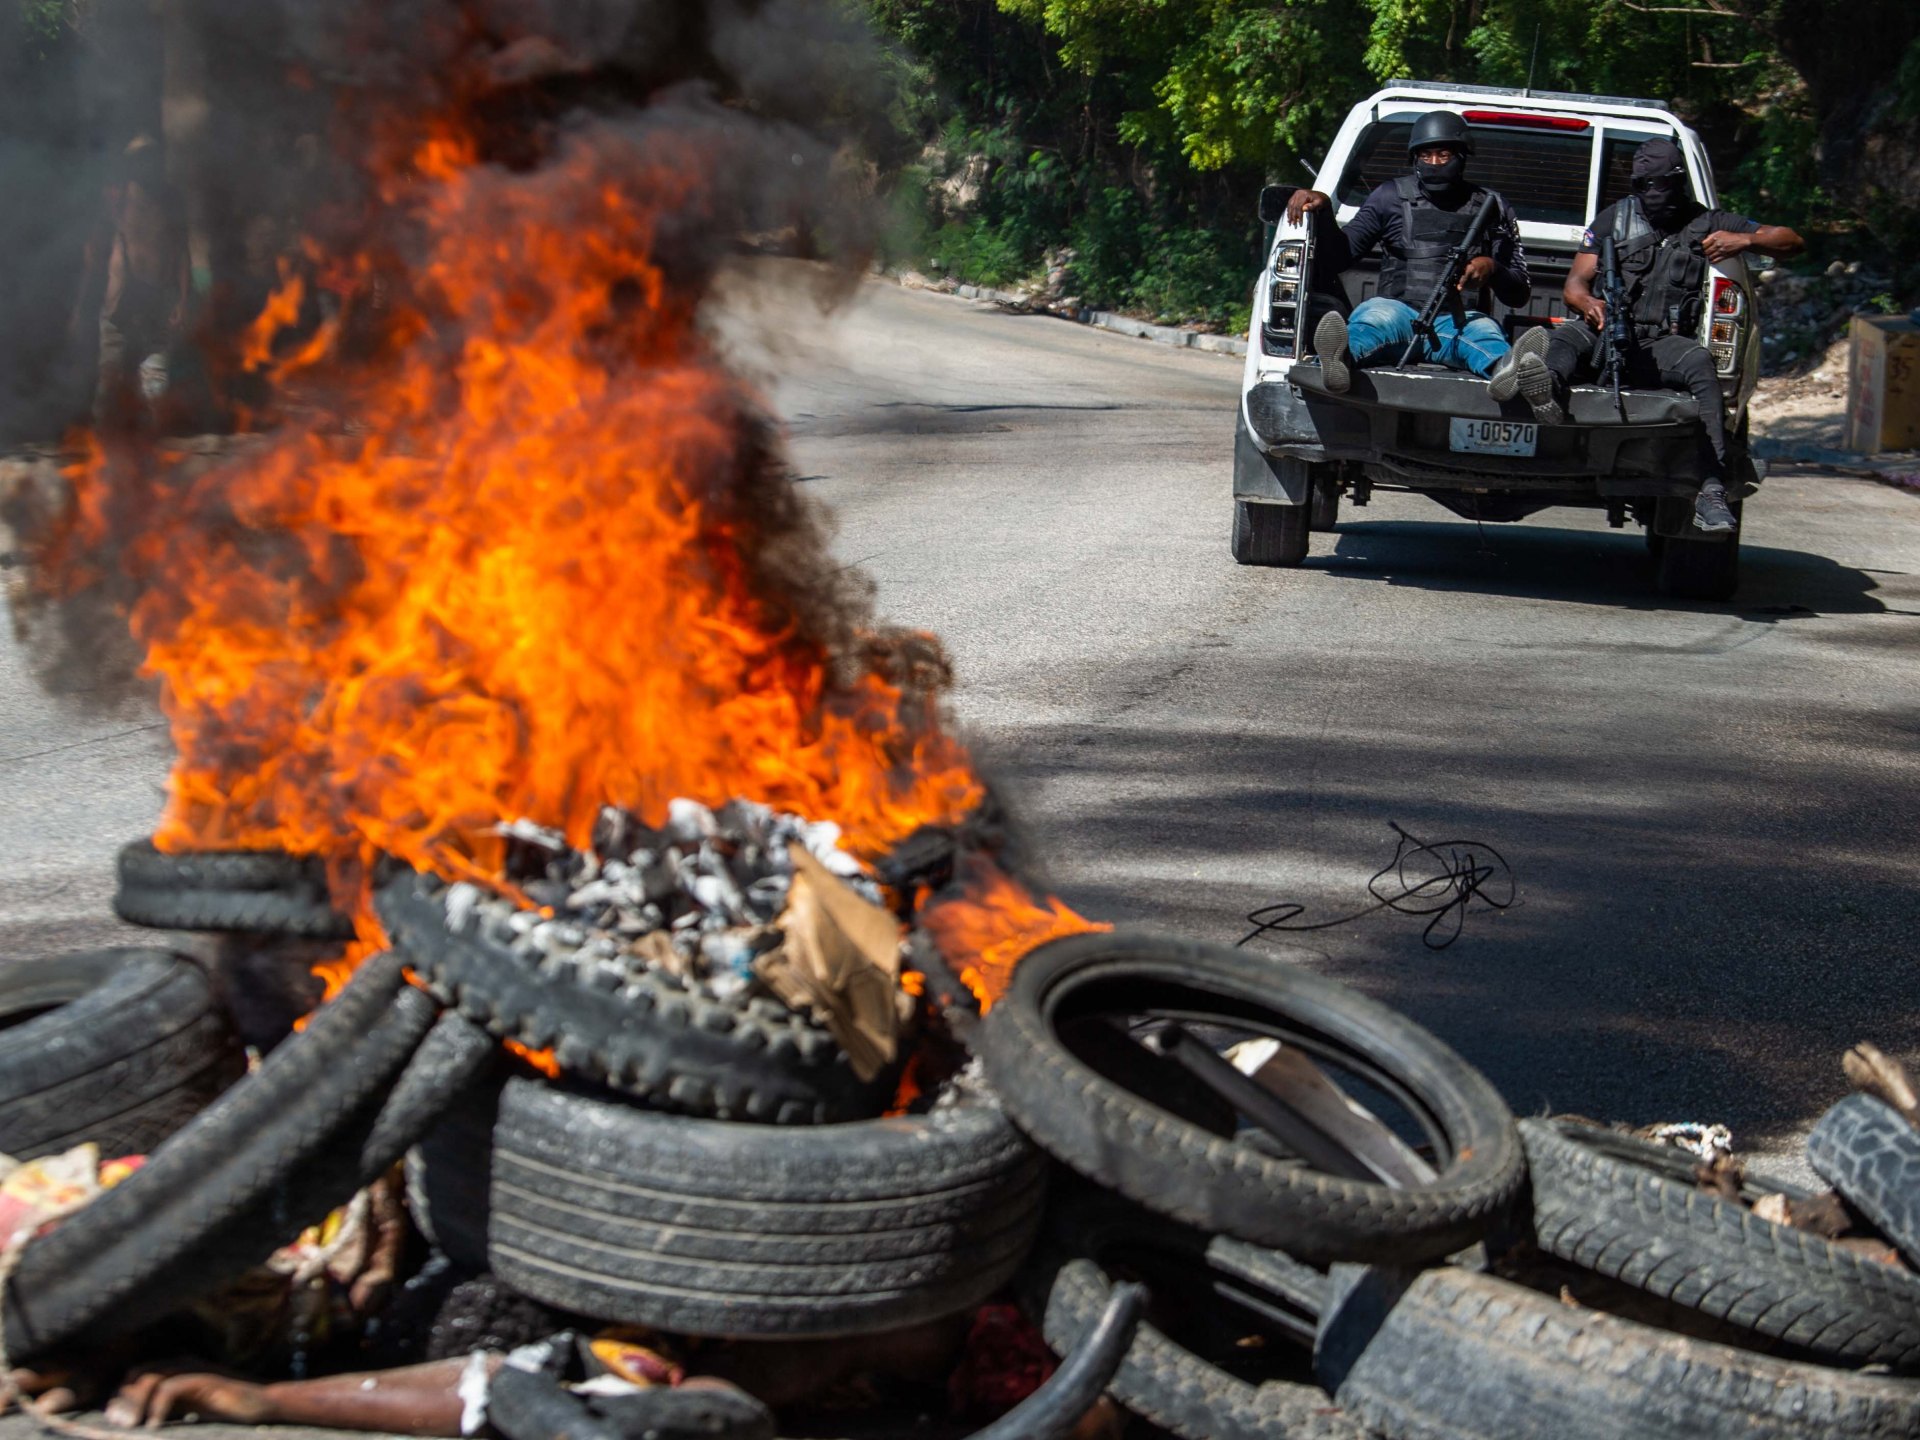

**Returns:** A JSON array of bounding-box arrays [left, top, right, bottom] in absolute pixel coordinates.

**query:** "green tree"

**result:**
[[996, 0, 1369, 172]]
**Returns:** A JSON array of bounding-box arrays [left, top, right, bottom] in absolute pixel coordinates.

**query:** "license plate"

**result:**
[[1449, 417, 1537, 457]]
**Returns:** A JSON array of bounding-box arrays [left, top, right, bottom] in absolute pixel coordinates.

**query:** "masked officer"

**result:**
[[1285, 111, 1551, 410], [1546, 137, 1804, 533]]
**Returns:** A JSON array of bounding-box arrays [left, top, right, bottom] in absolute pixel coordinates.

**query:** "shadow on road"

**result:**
[[1312, 519, 1896, 618], [987, 714, 1920, 1152]]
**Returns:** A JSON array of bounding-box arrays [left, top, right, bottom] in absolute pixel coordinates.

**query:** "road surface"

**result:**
[[765, 277, 1920, 1165], [4, 271, 1919, 1427]]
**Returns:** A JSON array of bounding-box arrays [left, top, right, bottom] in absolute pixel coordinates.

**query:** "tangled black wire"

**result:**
[[1237, 822, 1515, 952]]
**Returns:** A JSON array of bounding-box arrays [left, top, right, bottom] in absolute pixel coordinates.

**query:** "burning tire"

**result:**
[[113, 838, 354, 940], [378, 872, 888, 1125], [1808, 1095, 1920, 1272], [0, 949, 245, 1163], [407, 1074, 1046, 1338], [2, 953, 437, 1359], [113, 886, 356, 940], [1025, 1194, 1362, 1440], [116, 839, 324, 895], [977, 932, 1523, 1264], [1522, 1118, 1920, 1371], [1317, 1264, 1920, 1440]]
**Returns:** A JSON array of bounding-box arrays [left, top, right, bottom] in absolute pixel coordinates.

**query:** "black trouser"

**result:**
[[1544, 324, 1728, 480]]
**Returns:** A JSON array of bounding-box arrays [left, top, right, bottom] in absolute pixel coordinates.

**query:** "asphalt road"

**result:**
[[4, 272, 1919, 1428], [761, 277, 1920, 1170]]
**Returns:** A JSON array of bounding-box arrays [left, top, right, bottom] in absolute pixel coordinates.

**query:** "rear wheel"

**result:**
[[1307, 470, 1340, 531], [1231, 500, 1309, 567], [1657, 523, 1740, 601]]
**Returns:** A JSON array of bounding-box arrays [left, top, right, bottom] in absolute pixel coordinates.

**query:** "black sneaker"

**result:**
[[1314, 312, 1351, 394], [1486, 328, 1560, 422], [1693, 480, 1736, 534]]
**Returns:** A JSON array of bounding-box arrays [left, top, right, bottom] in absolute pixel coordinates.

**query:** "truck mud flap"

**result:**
[[1234, 412, 1311, 506]]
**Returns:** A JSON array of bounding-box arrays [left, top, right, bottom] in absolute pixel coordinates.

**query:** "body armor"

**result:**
[[1611, 195, 1715, 341], [1378, 175, 1497, 302]]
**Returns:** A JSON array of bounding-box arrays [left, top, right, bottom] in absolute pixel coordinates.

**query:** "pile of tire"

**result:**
[[377, 852, 1050, 1342], [974, 931, 1920, 1440], [19, 835, 1920, 1440]]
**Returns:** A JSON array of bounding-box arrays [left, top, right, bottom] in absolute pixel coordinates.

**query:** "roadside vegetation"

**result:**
[[868, 0, 1920, 337]]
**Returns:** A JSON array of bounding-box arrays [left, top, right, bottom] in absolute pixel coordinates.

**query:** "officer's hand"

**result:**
[[1285, 189, 1331, 225], [1457, 255, 1496, 291], [1701, 229, 1752, 263], [1578, 297, 1607, 330]]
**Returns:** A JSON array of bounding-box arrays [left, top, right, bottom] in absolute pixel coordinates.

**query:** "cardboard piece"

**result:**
[[753, 844, 906, 1081]]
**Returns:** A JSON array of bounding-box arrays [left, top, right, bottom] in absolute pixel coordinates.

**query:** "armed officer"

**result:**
[[1545, 137, 1804, 533], [1285, 110, 1551, 409]]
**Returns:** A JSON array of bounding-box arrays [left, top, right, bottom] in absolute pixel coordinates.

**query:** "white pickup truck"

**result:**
[[1234, 81, 1764, 600]]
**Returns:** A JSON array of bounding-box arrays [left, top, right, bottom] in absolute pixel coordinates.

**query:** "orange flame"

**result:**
[[922, 858, 1108, 1011], [35, 105, 1098, 1029], [43, 119, 980, 909]]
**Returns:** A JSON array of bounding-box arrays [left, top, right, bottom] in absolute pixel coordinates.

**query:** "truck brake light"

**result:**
[[1707, 276, 1743, 377], [1461, 110, 1591, 131], [1264, 240, 1309, 359]]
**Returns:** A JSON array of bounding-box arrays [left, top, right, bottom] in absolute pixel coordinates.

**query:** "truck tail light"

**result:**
[[1706, 276, 1743, 377], [1264, 240, 1310, 359]]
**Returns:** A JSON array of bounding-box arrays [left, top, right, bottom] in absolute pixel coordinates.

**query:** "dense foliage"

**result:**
[[869, 0, 1919, 330]]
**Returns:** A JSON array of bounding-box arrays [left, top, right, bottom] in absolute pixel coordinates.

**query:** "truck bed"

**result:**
[[1249, 359, 1706, 493]]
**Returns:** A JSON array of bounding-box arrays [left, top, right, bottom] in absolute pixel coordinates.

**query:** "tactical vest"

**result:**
[[1611, 196, 1716, 341], [1377, 176, 1497, 302]]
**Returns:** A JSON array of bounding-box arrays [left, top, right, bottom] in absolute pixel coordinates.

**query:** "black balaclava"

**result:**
[[1416, 147, 1467, 200], [1630, 138, 1691, 229]]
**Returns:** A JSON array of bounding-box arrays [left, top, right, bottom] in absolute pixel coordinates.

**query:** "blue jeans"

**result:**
[[1345, 296, 1509, 377]]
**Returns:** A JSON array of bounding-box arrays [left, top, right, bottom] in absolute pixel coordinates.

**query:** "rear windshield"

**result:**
[[1336, 118, 1596, 226]]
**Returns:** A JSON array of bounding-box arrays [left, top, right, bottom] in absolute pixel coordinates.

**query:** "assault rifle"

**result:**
[[1596, 232, 1634, 416], [1397, 192, 1501, 366]]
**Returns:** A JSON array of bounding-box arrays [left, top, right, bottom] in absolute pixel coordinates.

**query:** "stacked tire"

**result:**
[[0, 949, 244, 1163], [407, 1076, 1045, 1339]]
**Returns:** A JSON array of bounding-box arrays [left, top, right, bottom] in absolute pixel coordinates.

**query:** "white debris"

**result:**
[[445, 799, 884, 1006]]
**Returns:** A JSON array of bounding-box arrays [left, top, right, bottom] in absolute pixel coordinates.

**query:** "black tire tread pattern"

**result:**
[[1034, 1253, 1363, 1440], [1807, 1094, 1920, 1272], [3, 955, 429, 1357], [116, 840, 323, 894], [0, 950, 244, 1162], [979, 932, 1523, 1263], [1231, 499, 1310, 567], [409, 1076, 1044, 1338], [113, 885, 355, 940], [378, 873, 882, 1124], [1322, 1264, 1920, 1440], [1521, 1118, 1920, 1371]]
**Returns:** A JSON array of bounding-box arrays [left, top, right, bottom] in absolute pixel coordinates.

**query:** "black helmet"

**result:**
[[1407, 110, 1474, 159]]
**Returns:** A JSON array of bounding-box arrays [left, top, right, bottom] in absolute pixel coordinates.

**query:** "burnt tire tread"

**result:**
[[115, 840, 323, 895], [113, 885, 354, 940], [1521, 1118, 1920, 1370], [1320, 1264, 1920, 1440], [408, 1076, 1043, 1338], [2, 956, 431, 1358], [0, 950, 244, 1162], [1807, 1094, 1920, 1272], [378, 873, 882, 1124]]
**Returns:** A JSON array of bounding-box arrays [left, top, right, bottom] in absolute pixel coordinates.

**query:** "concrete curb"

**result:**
[[905, 274, 1249, 358], [1753, 435, 1920, 491]]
